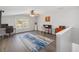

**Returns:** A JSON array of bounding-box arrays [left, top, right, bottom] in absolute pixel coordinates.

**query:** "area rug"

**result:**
[[16, 33, 53, 52]]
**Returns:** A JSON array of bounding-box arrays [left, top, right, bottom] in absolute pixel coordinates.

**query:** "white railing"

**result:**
[[56, 27, 72, 52]]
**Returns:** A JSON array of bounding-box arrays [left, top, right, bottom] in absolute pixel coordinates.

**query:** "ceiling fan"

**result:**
[[29, 10, 40, 17]]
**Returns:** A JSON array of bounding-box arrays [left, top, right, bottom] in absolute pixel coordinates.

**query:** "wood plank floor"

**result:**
[[0, 31, 56, 52]]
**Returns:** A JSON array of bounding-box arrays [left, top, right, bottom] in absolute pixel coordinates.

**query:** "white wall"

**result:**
[[2, 14, 35, 33], [52, 7, 79, 44], [37, 13, 53, 32], [73, 7, 79, 44]]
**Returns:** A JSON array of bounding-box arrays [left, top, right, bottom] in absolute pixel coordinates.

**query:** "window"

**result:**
[[16, 19, 29, 29]]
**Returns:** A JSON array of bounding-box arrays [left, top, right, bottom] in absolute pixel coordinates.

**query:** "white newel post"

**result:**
[[56, 27, 72, 52]]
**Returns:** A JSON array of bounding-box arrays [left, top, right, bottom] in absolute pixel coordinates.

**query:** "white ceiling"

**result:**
[[0, 6, 64, 16]]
